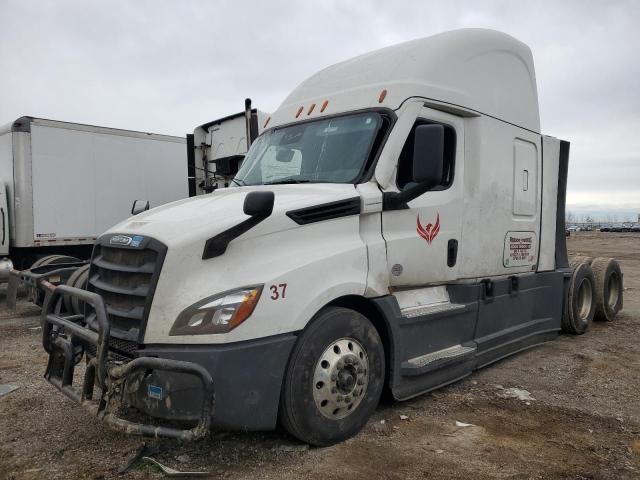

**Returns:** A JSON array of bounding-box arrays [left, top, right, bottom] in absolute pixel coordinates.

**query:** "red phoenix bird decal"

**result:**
[[416, 213, 440, 245]]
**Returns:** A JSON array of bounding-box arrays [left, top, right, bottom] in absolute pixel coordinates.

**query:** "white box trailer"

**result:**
[[38, 29, 624, 445], [0, 116, 187, 272]]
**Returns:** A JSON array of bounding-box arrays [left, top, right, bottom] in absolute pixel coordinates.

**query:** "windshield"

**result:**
[[233, 113, 383, 186]]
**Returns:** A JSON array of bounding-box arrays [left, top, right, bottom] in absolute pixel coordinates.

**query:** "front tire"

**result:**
[[280, 307, 385, 446]]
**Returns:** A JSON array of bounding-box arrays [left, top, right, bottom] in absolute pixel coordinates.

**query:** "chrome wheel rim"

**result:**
[[312, 338, 369, 420], [607, 273, 620, 309], [577, 278, 593, 320]]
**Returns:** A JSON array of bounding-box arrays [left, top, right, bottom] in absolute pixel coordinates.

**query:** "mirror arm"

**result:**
[[202, 214, 268, 260], [203, 191, 275, 259], [382, 182, 434, 211]]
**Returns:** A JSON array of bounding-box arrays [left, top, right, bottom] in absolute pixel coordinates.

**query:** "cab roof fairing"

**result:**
[[266, 29, 540, 133]]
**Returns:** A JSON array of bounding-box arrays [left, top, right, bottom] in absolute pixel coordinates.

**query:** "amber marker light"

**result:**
[[378, 89, 388, 103], [296, 106, 304, 118], [320, 100, 329, 112], [307, 103, 316, 115], [228, 288, 262, 330]]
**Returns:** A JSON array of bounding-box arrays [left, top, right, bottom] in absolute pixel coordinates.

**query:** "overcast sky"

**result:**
[[1, 0, 639, 212]]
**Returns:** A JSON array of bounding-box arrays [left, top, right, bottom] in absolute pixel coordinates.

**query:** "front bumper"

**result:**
[[40, 284, 297, 439], [41, 284, 214, 440], [127, 334, 297, 431]]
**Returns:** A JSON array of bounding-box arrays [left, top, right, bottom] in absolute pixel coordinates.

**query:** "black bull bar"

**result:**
[[41, 284, 215, 440]]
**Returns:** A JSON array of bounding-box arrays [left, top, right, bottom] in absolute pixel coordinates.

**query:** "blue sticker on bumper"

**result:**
[[148, 384, 163, 400]]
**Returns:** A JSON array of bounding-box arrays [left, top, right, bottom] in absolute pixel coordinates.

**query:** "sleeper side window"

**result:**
[[397, 121, 456, 191]]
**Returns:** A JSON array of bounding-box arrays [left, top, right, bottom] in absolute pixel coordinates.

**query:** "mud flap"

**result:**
[[45, 345, 68, 385], [6, 270, 19, 310]]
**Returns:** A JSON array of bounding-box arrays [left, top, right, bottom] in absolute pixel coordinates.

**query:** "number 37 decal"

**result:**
[[270, 283, 288, 300]]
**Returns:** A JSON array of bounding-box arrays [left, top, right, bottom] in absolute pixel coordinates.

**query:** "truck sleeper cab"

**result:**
[[41, 29, 617, 445]]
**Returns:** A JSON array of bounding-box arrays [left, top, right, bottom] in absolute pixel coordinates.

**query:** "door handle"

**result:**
[[447, 239, 458, 267]]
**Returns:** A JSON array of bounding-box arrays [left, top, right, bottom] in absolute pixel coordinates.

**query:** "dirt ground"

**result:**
[[1, 232, 639, 479]]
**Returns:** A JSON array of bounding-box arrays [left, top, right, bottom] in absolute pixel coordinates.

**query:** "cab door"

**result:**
[[0, 182, 8, 256], [381, 108, 464, 287]]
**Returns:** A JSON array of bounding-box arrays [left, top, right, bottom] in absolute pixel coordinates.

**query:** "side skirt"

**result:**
[[474, 329, 558, 370], [372, 270, 565, 401]]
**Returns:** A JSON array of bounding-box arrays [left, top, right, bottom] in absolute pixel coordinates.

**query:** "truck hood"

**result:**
[[103, 183, 361, 248]]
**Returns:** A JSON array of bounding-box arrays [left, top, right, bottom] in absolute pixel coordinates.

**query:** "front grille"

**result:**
[[86, 337, 138, 363], [86, 235, 167, 345]]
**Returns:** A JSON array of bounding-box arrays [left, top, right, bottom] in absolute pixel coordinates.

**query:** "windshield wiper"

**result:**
[[231, 178, 246, 186], [263, 178, 311, 185]]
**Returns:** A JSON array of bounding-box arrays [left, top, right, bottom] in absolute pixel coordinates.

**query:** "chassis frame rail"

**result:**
[[41, 284, 215, 440]]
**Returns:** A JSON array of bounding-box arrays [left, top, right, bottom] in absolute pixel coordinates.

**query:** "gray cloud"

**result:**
[[1, 0, 639, 208]]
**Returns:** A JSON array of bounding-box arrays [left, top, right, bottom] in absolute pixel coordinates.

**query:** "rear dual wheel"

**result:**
[[562, 262, 596, 335], [562, 257, 624, 334], [63, 264, 90, 315], [280, 307, 385, 446], [591, 258, 623, 321], [29, 255, 81, 306], [569, 256, 593, 268], [31, 254, 80, 269]]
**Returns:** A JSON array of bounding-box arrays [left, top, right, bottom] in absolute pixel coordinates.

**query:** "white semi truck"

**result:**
[[40, 29, 623, 445], [0, 117, 187, 275]]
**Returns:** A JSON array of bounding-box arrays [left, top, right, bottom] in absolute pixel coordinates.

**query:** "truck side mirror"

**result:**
[[383, 124, 445, 210], [131, 200, 150, 215], [412, 124, 444, 188], [243, 191, 275, 217]]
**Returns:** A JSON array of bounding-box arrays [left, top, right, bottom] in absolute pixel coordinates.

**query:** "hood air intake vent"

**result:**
[[286, 197, 361, 225]]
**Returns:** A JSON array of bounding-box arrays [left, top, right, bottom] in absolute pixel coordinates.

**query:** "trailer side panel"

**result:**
[[30, 124, 187, 242]]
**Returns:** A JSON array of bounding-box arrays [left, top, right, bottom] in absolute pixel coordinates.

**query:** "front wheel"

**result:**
[[279, 307, 385, 446]]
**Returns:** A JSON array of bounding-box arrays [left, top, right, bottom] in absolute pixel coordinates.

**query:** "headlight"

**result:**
[[169, 286, 263, 336]]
